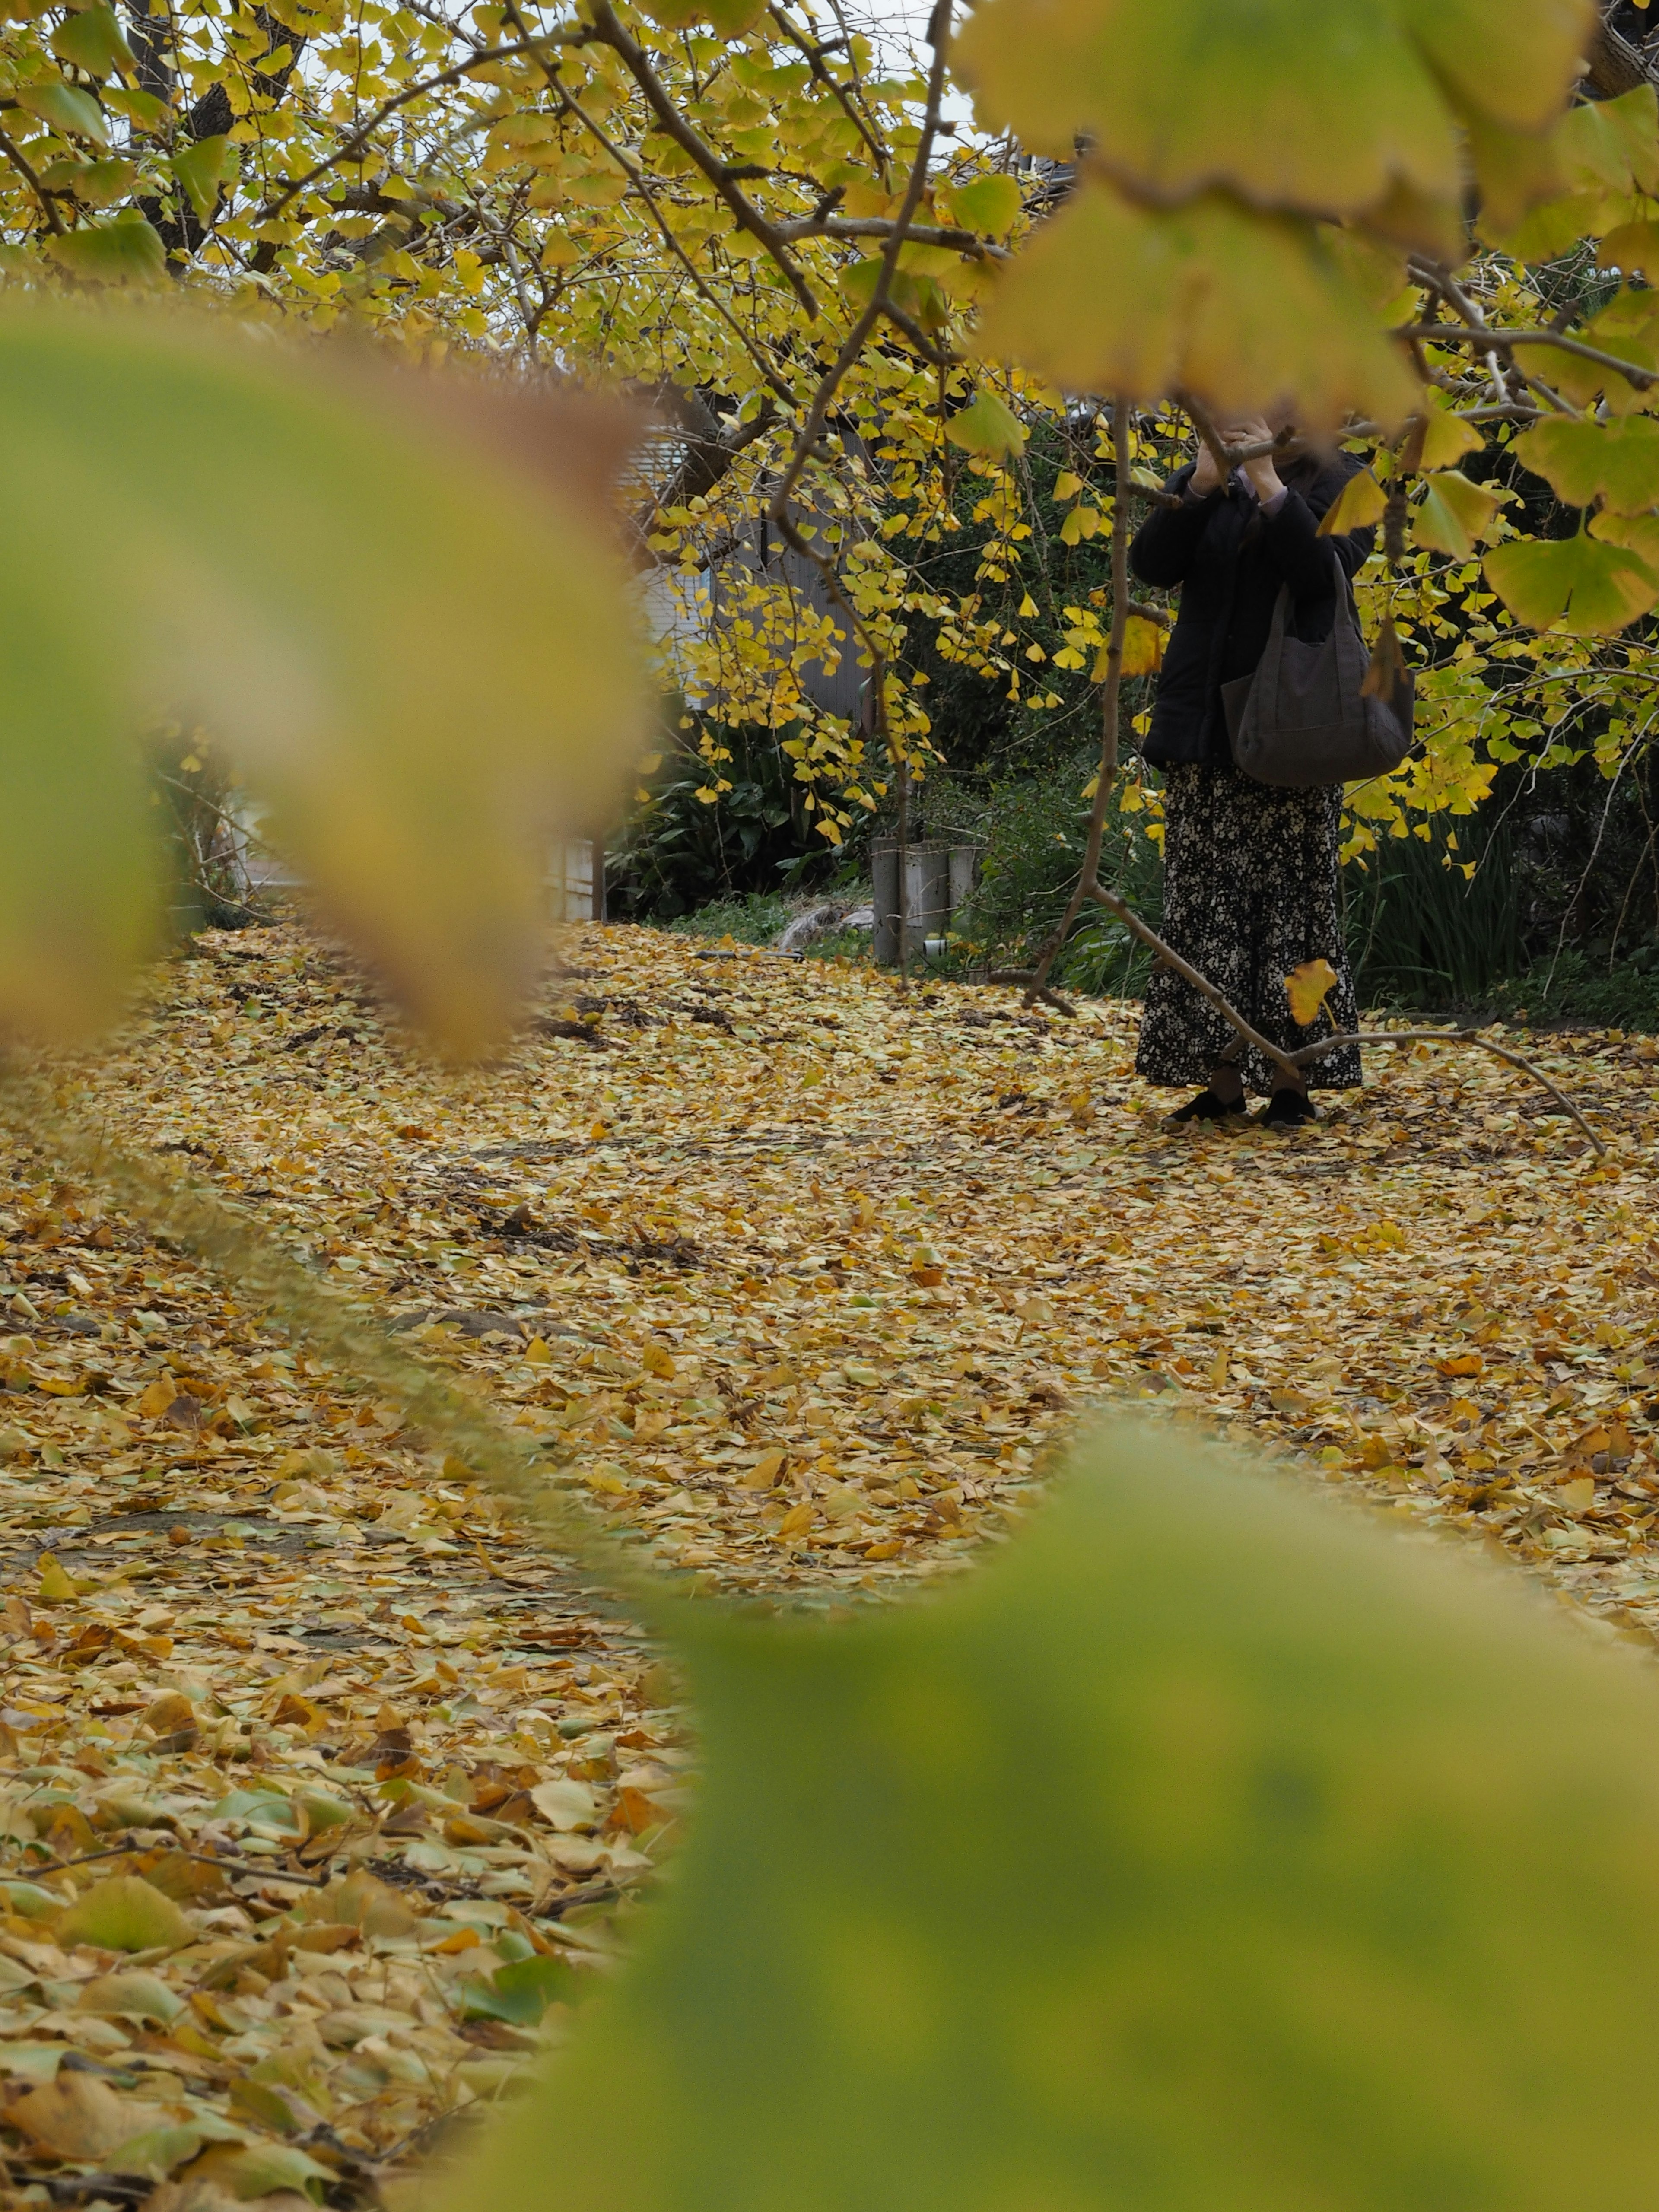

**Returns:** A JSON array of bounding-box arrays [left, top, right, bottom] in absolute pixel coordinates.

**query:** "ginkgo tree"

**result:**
[[8, 0, 1659, 896]]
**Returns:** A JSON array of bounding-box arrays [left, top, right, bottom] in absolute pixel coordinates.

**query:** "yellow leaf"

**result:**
[[1484, 531, 1659, 635], [1412, 471, 1504, 559], [1120, 616, 1165, 677], [1515, 414, 1659, 516], [9, 2075, 153, 2161], [744, 1448, 787, 1490], [975, 184, 1418, 432], [955, 0, 1588, 241], [1317, 467, 1387, 537], [35, 1552, 77, 1603], [944, 390, 1027, 458], [523, 1335, 552, 1365], [1052, 470, 1083, 501], [0, 312, 646, 1051], [642, 1342, 677, 1379], [942, 172, 1023, 240], [1285, 958, 1340, 1027], [1417, 408, 1487, 473], [776, 1501, 814, 1539], [531, 1778, 599, 1829], [55, 1876, 194, 1953], [136, 1376, 178, 1417]]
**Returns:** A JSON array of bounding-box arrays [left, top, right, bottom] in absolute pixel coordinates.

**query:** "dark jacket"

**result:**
[[1129, 453, 1375, 768]]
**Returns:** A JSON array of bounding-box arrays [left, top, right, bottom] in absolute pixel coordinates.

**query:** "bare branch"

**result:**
[[1289, 1030, 1605, 1154]]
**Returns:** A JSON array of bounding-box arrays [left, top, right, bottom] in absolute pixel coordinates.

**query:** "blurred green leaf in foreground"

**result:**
[[0, 310, 645, 1053], [448, 1419, 1659, 2210]]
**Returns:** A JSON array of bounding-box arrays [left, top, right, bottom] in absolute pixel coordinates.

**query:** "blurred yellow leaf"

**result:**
[[1515, 414, 1659, 515], [1286, 957, 1340, 1026], [975, 184, 1418, 430], [955, 0, 1591, 237], [1120, 616, 1164, 676], [448, 1416, 1659, 2212], [0, 311, 645, 1051]]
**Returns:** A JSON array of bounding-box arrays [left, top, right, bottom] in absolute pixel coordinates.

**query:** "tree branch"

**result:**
[[0, 127, 66, 238], [247, 29, 591, 229], [586, 0, 818, 317], [1395, 322, 1658, 392], [1289, 1030, 1605, 1154]]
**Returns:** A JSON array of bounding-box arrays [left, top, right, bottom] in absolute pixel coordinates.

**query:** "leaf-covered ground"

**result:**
[[0, 918, 1656, 2206]]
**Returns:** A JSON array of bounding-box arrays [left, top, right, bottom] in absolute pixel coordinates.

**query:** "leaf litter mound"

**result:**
[[0, 916, 1656, 2206]]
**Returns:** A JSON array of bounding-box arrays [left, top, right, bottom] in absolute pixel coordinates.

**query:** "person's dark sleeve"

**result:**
[[1260, 490, 1376, 594], [1129, 463, 1224, 588]]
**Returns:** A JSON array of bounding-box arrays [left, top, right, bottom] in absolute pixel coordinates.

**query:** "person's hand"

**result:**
[[1227, 413, 1284, 504], [1189, 435, 1223, 495]]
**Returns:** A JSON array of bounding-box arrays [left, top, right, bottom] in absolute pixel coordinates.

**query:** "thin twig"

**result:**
[[1288, 1029, 1606, 1154], [586, 0, 817, 315], [1394, 324, 1658, 391], [0, 128, 66, 238], [248, 29, 591, 229], [1027, 394, 1132, 997], [503, 11, 800, 414]]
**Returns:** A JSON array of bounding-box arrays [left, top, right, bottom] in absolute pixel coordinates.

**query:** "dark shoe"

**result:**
[[1261, 1087, 1317, 1128], [1168, 1087, 1248, 1124]]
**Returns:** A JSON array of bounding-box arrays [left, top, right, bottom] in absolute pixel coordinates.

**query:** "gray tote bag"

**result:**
[[1222, 549, 1414, 788]]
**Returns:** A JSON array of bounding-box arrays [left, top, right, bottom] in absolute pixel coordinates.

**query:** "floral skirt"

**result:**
[[1135, 760, 1363, 1095]]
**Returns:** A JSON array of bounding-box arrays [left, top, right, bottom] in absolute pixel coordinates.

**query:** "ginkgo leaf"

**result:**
[[1542, 290, 1659, 413], [639, 0, 766, 35], [1052, 469, 1084, 502], [1417, 405, 1487, 472], [942, 173, 1023, 240], [1479, 89, 1659, 254], [1120, 615, 1164, 677], [49, 3, 134, 76], [55, 1877, 193, 1954], [1412, 470, 1504, 559], [1598, 218, 1659, 283], [0, 310, 644, 1050], [1589, 509, 1659, 570], [171, 134, 233, 222], [953, 0, 1591, 241], [1285, 957, 1341, 1026], [449, 1416, 1659, 2212], [49, 156, 139, 208], [44, 214, 166, 286], [975, 184, 1419, 431], [1484, 531, 1659, 634], [15, 77, 109, 146], [1466, 109, 1568, 236], [944, 390, 1027, 458], [1556, 84, 1659, 198], [1316, 467, 1387, 537], [1514, 415, 1659, 515]]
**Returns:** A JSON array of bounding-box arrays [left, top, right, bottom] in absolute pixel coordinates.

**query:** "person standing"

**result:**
[[1129, 416, 1374, 1127]]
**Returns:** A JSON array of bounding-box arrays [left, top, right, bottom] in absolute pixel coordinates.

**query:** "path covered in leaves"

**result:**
[[0, 918, 1655, 2206]]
